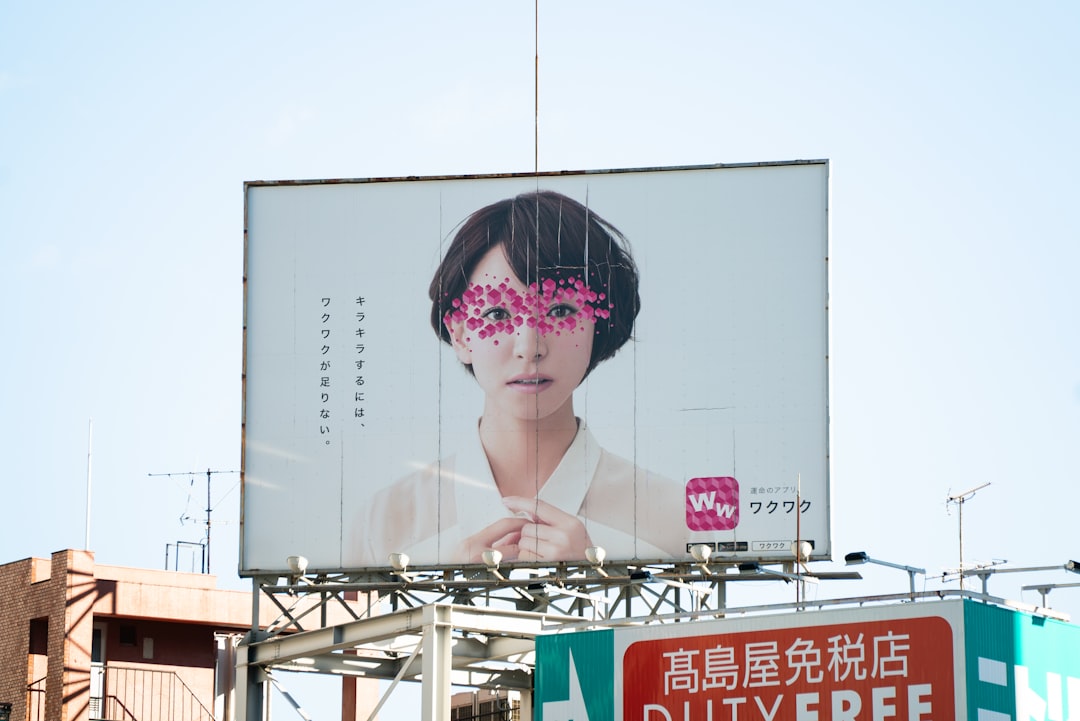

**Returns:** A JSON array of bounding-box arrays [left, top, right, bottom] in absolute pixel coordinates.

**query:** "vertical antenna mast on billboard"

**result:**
[[534, 0, 539, 174], [795, 472, 803, 604], [947, 482, 990, 590], [149, 468, 239, 574]]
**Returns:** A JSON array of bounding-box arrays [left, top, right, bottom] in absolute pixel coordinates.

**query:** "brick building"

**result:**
[[0, 549, 374, 721]]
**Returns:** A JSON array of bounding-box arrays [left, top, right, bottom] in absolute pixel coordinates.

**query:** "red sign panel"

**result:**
[[624, 616, 954, 720]]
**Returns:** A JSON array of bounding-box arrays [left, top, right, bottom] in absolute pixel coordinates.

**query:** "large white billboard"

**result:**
[[241, 161, 830, 574]]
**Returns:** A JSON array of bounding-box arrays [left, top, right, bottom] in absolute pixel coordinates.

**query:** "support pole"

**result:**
[[518, 689, 534, 721], [235, 640, 268, 721], [421, 605, 452, 720], [237, 578, 268, 721]]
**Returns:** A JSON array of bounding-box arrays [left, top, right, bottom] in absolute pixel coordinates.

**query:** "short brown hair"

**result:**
[[429, 190, 640, 375]]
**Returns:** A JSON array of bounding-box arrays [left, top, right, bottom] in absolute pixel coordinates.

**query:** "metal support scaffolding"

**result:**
[[247, 560, 861, 638], [237, 580, 1076, 721], [237, 560, 865, 720]]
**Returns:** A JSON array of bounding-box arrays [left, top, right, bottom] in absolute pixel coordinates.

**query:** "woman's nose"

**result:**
[[513, 323, 547, 360]]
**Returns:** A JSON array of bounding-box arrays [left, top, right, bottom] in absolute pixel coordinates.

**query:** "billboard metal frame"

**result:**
[[246, 560, 863, 630]]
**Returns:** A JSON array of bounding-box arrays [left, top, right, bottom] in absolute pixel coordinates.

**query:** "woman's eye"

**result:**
[[482, 307, 511, 321], [547, 304, 578, 319]]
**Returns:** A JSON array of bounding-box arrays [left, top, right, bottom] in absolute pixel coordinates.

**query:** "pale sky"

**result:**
[[2, 2, 1078, 717]]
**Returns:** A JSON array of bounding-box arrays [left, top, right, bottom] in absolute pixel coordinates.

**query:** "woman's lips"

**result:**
[[507, 374, 553, 393]]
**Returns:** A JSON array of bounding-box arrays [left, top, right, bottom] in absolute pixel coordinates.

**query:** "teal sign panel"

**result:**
[[964, 599, 1080, 721], [536, 629, 615, 721]]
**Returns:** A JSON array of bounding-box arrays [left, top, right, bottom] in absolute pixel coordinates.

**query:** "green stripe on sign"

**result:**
[[536, 629, 615, 721]]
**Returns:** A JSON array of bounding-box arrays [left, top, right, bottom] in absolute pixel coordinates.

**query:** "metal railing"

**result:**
[[94, 665, 215, 721], [26, 677, 46, 721]]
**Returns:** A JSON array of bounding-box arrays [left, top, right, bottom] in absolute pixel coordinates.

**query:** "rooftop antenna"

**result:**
[[149, 468, 238, 574], [947, 482, 990, 590]]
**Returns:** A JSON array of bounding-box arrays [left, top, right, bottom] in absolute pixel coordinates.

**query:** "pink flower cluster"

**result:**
[[443, 275, 612, 344]]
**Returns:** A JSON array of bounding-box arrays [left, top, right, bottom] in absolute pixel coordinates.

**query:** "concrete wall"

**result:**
[[1, 549, 376, 721]]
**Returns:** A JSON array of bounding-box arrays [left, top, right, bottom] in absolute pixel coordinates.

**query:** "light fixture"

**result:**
[[286, 555, 309, 576], [690, 544, 713, 564], [845, 551, 925, 598], [738, 561, 817, 585], [626, 568, 710, 610], [961, 560, 1080, 596], [656, 575, 713, 607], [585, 545, 607, 567], [791, 541, 813, 563], [481, 549, 503, 571], [584, 545, 609, 577], [689, 544, 715, 575], [1020, 581, 1080, 608], [388, 552, 410, 573], [525, 581, 610, 613]]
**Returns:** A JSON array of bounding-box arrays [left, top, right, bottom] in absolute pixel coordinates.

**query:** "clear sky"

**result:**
[[2, 2, 1078, 717]]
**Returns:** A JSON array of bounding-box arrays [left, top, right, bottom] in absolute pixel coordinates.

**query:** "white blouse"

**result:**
[[351, 421, 687, 568]]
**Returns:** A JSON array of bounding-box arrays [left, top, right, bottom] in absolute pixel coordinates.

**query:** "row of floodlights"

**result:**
[[285, 549, 1080, 593], [285, 541, 811, 577], [377, 543, 805, 575], [286, 550, 1080, 576]]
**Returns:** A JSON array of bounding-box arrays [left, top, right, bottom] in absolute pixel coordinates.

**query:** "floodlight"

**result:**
[[388, 552, 410, 573], [738, 561, 816, 585], [961, 560, 1080, 595], [845, 550, 925, 598], [585, 545, 607, 566], [285, 555, 309, 576], [690, 544, 713, 564], [524, 581, 610, 612], [792, 541, 812, 562], [481, 549, 503, 571], [1021, 581, 1080, 608]]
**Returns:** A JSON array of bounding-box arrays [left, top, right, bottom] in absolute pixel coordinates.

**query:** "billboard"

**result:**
[[241, 161, 830, 573], [535, 599, 1080, 720]]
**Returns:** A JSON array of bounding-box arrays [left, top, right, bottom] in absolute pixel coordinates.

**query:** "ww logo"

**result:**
[[685, 477, 739, 531]]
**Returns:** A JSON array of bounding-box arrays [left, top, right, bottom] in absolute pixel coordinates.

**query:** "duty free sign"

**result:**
[[536, 599, 1080, 721]]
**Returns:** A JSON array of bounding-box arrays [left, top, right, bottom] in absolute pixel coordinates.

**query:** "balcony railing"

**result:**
[[93, 665, 215, 721]]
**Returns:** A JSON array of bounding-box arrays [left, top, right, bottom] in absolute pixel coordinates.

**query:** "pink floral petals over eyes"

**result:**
[[443, 274, 612, 341]]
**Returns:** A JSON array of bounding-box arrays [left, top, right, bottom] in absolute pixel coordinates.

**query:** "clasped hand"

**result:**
[[455, 496, 592, 563]]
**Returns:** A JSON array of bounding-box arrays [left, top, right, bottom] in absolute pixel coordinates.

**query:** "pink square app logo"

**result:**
[[685, 476, 739, 531]]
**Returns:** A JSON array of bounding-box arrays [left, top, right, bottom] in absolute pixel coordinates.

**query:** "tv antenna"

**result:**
[[947, 482, 990, 590], [148, 468, 238, 574]]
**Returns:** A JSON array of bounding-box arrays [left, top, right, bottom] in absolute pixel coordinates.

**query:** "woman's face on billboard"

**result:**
[[446, 246, 599, 423]]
